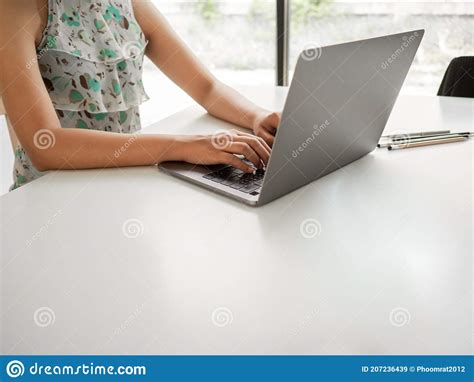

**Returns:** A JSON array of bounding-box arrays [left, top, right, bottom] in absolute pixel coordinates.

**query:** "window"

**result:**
[[141, 0, 473, 124], [1, 1, 471, 194], [289, 0, 474, 95], [141, 0, 276, 124]]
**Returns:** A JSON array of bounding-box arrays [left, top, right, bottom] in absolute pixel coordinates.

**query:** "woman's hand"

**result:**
[[177, 131, 271, 173], [253, 112, 281, 147]]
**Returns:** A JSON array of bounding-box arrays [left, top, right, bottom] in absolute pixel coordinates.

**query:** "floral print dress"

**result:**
[[11, 0, 149, 190]]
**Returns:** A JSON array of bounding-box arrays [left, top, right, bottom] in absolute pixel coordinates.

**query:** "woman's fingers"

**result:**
[[257, 129, 275, 147], [220, 153, 255, 173], [210, 130, 274, 172], [231, 131, 271, 161], [249, 132, 272, 153], [237, 136, 270, 165], [225, 142, 262, 169], [235, 130, 271, 149], [242, 124, 276, 147]]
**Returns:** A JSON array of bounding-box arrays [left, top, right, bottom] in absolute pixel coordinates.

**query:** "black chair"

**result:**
[[438, 56, 474, 98]]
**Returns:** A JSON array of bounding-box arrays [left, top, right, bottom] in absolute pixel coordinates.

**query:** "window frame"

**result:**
[[276, 0, 290, 86]]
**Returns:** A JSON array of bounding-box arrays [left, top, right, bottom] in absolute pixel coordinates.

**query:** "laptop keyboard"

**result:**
[[203, 162, 265, 195]]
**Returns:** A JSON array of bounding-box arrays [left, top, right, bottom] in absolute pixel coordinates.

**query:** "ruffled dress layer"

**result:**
[[12, 0, 150, 190]]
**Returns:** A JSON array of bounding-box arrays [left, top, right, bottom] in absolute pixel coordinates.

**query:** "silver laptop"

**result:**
[[160, 30, 424, 206]]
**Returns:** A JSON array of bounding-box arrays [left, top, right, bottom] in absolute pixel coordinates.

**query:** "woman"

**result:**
[[0, 0, 280, 190]]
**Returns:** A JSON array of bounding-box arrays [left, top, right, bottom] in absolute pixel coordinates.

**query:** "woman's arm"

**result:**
[[133, 1, 280, 146], [0, 0, 269, 173]]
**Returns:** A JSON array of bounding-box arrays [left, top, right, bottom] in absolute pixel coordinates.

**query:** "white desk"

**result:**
[[0, 87, 472, 355]]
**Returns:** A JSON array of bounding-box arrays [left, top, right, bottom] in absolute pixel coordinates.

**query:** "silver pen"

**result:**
[[391, 132, 473, 142], [379, 132, 473, 148], [388, 136, 468, 150], [381, 130, 450, 139]]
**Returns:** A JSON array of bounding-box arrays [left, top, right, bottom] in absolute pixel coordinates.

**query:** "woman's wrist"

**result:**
[[154, 135, 195, 163], [133, 134, 186, 164]]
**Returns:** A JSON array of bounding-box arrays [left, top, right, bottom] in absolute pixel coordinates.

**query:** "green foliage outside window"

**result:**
[[195, 0, 221, 23], [291, 0, 333, 28]]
